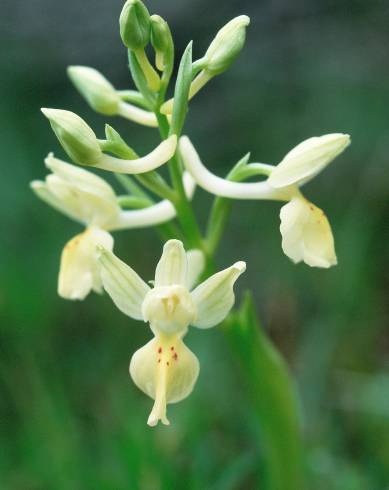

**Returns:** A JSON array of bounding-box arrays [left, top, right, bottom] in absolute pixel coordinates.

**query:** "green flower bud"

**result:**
[[119, 0, 151, 51], [41, 108, 102, 166], [204, 15, 250, 76], [67, 66, 120, 116], [150, 15, 173, 71]]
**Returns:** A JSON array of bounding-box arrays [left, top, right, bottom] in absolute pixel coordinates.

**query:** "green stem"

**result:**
[[206, 161, 275, 255], [155, 113, 207, 256]]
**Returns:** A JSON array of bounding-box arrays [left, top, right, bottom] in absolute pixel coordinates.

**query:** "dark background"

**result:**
[[1, 0, 389, 488]]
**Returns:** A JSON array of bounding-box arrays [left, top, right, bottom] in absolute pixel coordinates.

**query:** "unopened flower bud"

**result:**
[[41, 108, 102, 166], [204, 15, 250, 76], [67, 66, 120, 116], [150, 15, 173, 71], [119, 0, 151, 51]]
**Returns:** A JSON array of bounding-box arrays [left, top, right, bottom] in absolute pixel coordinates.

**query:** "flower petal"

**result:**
[[268, 133, 350, 188], [58, 228, 114, 300], [186, 249, 205, 290], [30, 180, 82, 223], [94, 135, 177, 174], [97, 247, 150, 320], [45, 153, 116, 200], [45, 174, 119, 227], [129, 336, 200, 426], [190, 261, 246, 328], [280, 197, 337, 268], [154, 239, 187, 287]]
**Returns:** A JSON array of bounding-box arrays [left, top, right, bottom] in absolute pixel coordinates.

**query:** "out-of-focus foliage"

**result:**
[[1, 0, 388, 488]]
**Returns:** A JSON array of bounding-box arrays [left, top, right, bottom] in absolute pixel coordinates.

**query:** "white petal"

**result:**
[[45, 153, 116, 200], [155, 240, 187, 287], [186, 249, 205, 290], [97, 247, 150, 320], [268, 133, 350, 188], [280, 197, 337, 268], [94, 135, 177, 174], [179, 136, 291, 201], [117, 101, 159, 127], [108, 172, 196, 231], [45, 174, 119, 227], [58, 228, 114, 300], [129, 336, 200, 426], [30, 180, 82, 223], [190, 261, 246, 328]]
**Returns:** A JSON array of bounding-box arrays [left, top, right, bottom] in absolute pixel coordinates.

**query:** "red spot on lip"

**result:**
[[158, 347, 162, 354], [166, 362, 169, 366], [170, 346, 174, 351], [158, 359, 161, 363], [173, 353, 178, 361]]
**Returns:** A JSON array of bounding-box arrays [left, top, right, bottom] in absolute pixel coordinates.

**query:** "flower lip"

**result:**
[[279, 196, 337, 268]]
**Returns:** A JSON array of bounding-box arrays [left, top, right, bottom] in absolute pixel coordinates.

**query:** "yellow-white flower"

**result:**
[[180, 133, 350, 268], [31, 154, 196, 299], [98, 239, 246, 426], [269, 134, 349, 268]]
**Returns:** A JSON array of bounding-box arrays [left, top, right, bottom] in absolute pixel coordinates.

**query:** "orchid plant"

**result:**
[[31, 1, 350, 487]]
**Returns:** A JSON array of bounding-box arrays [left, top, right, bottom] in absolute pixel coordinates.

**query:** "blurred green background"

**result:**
[[1, 0, 389, 488]]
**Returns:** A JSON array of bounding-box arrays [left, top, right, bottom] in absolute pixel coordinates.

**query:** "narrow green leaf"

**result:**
[[223, 292, 304, 490], [169, 41, 193, 136]]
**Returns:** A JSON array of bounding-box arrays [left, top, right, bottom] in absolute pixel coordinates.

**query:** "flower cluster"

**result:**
[[31, 0, 350, 425]]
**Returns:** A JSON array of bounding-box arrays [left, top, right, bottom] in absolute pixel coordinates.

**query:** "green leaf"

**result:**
[[223, 292, 304, 490], [169, 41, 193, 137], [128, 50, 157, 108]]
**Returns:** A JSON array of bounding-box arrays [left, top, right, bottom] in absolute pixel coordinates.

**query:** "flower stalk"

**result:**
[[31, 3, 352, 487]]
